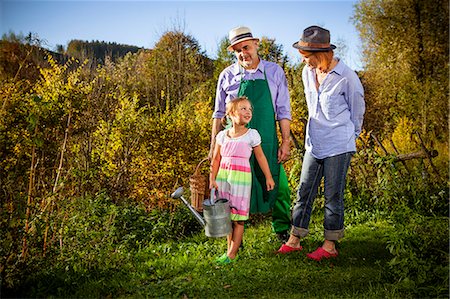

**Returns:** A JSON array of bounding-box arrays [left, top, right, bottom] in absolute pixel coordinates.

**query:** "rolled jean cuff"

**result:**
[[324, 228, 345, 241], [290, 226, 309, 238]]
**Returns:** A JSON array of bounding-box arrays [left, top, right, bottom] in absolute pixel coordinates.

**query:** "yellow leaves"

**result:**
[[382, 117, 418, 154], [33, 54, 94, 119], [13, 142, 24, 156], [124, 98, 211, 209], [357, 129, 372, 149], [91, 93, 146, 181], [92, 120, 120, 175]]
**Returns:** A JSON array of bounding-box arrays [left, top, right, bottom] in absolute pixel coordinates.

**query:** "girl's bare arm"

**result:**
[[209, 143, 221, 189]]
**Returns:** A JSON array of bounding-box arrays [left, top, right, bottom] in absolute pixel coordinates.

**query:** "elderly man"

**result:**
[[209, 26, 292, 242]]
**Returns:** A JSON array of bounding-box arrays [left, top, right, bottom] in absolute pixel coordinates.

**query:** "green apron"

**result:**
[[238, 69, 291, 233]]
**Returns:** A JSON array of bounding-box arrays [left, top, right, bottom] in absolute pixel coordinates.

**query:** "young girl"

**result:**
[[210, 96, 275, 265]]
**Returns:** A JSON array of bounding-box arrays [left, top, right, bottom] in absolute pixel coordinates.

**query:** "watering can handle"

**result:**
[[210, 188, 219, 205]]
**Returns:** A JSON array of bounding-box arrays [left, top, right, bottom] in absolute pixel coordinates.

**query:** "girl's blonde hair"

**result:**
[[221, 96, 252, 127]]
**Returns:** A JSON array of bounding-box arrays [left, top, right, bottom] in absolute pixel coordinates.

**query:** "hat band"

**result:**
[[230, 32, 253, 44], [298, 40, 330, 49]]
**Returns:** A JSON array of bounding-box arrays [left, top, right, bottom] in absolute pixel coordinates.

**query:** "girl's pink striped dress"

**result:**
[[215, 128, 261, 221]]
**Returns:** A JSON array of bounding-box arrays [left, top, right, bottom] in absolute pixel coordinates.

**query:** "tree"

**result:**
[[0, 33, 46, 82], [353, 0, 449, 140], [55, 44, 65, 54], [213, 36, 235, 79], [333, 37, 349, 66], [258, 36, 289, 68], [144, 30, 213, 111], [66, 39, 141, 64]]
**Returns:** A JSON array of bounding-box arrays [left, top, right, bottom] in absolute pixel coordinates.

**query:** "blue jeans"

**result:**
[[291, 151, 352, 241]]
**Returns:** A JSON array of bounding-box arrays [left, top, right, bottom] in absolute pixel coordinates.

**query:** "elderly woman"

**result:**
[[277, 25, 365, 261]]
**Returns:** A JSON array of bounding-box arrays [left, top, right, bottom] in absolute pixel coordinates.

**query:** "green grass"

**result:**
[[63, 219, 402, 298], [136, 220, 398, 299], [12, 214, 447, 298]]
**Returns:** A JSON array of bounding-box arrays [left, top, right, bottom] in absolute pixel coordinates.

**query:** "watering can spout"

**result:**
[[171, 186, 232, 238], [170, 187, 184, 199], [170, 187, 206, 227]]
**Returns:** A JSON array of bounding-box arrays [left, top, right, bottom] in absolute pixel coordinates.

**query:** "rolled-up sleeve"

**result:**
[[348, 74, 365, 137], [213, 71, 227, 119]]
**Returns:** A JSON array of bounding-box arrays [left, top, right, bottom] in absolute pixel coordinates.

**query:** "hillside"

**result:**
[[0, 39, 149, 82], [65, 39, 145, 63]]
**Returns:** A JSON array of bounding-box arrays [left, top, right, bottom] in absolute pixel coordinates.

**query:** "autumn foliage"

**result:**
[[0, 4, 448, 294]]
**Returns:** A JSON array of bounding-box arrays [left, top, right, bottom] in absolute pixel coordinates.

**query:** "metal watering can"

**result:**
[[170, 187, 232, 238]]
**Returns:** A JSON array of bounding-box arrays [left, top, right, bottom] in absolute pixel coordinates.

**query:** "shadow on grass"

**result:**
[[336, 238, 391, 267]]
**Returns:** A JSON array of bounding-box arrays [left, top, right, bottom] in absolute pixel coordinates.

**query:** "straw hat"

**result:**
[[227, 26, 259, 51], [292, 25, 336, 52]]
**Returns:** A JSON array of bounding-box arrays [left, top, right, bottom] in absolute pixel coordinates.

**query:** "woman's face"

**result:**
[[299, 50, 318, 69]]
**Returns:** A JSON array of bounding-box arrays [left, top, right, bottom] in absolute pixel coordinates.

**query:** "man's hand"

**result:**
[[277, 119, 291, 163], [277, 140, 290, 163], [208, 143, 215, 160]]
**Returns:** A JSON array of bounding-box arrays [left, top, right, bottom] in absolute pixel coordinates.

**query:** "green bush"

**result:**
[[1, 192, 203, 296], [60, 192, 203, 249], [385, 208, 449, 297], [347, 143, 449, 217]]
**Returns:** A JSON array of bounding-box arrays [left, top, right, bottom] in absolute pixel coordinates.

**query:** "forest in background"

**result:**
[[0, 0, 448, 297]]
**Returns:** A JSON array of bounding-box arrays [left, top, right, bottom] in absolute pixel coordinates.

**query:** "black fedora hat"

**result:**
[[292, 25, 336, 52]]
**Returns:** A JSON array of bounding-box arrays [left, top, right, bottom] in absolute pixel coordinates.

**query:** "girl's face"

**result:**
[[230, 100, 253, 125]]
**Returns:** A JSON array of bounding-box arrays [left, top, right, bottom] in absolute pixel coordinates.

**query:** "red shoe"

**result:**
[[306, 247, 338, 261], [276, 244, 303, 254]]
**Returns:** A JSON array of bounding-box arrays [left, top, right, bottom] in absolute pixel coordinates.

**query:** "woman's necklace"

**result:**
[[316, 58, 337, 87]]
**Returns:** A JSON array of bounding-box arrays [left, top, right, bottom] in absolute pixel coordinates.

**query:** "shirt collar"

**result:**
[[330, 58, 344, 76], [232, 59, 265, 75]]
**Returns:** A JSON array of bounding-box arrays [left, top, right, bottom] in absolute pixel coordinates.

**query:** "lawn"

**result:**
[[63, 218, 409, 298], [9, 211, 448, 298]]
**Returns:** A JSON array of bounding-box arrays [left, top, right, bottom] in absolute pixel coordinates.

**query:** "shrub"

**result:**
[[347, 130, 448, 216], [385, 208, 449, 297], [1, 192, 203, 295]]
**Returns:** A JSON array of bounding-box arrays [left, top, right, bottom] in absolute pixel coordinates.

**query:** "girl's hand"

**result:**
[[266, 177, 275, 191], [209, 180, 218, 190]]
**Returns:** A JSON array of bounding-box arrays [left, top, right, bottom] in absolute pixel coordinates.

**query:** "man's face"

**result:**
[[232, 40, 259, 69]]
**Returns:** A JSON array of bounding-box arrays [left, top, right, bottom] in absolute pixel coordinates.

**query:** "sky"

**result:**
[[1, 0, 364, 70]]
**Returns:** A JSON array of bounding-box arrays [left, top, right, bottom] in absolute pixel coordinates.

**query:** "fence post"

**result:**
[[414, 131, 441, 180], [389, 139, 411, 174]]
